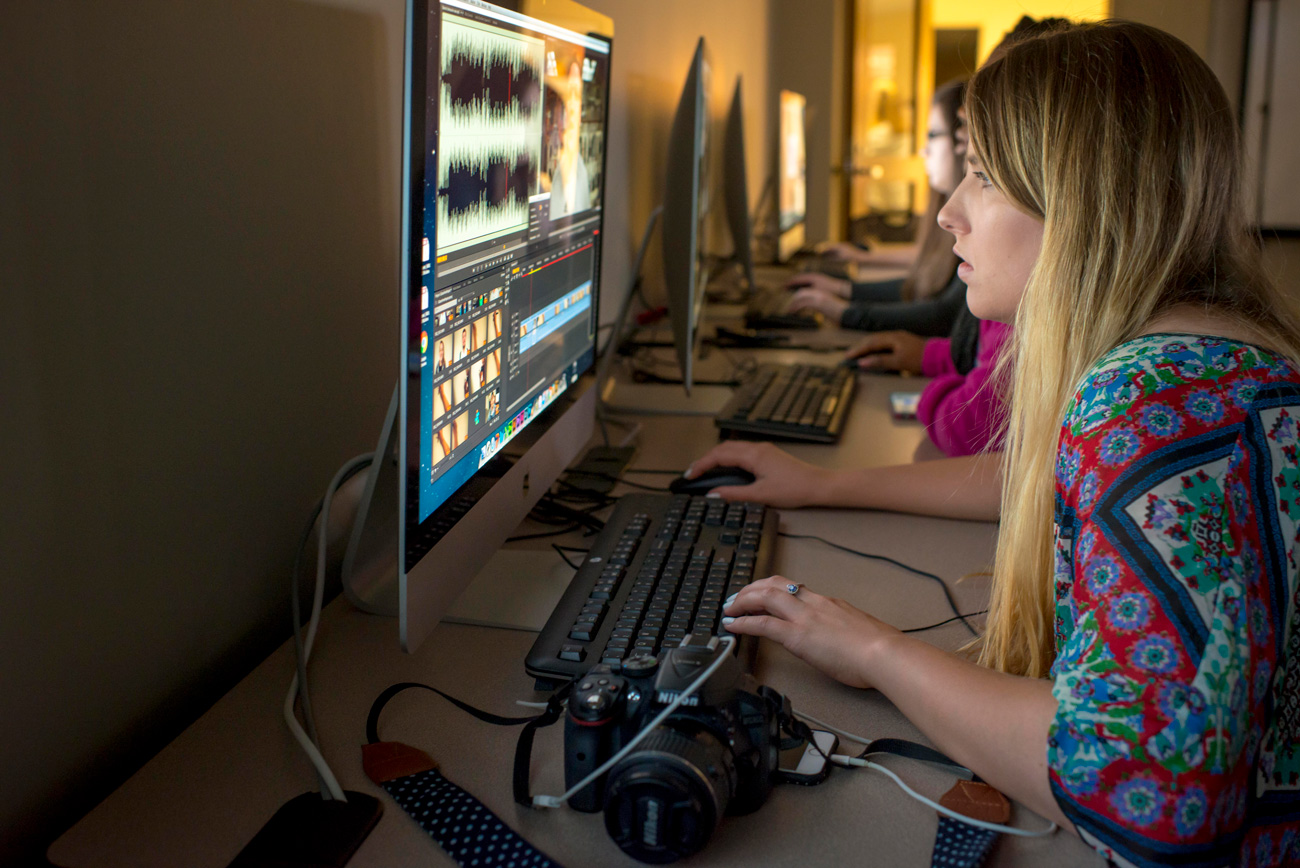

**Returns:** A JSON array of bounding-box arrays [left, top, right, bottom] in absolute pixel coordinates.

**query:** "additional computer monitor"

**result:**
[[777, 89, 807, 263], [344, 0, 613, 652], [661, 37, 712, 395], [722, 76, 756, 291]]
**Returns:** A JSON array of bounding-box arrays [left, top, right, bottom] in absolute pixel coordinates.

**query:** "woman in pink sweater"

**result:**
[[846, 318, 1011, 456]]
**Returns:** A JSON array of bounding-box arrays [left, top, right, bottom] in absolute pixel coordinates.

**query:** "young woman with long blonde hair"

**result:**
[[689, 21, 1300, 865]]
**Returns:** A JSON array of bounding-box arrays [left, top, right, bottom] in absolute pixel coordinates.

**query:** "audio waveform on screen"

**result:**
[[436, 17, 545, 256], [436, 17, 538, 139], [441, 27, 543, 133], [436, 141, 537, 252]]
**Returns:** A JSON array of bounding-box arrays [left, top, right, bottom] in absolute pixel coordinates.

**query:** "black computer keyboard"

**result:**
[[524, 493, 778, 688], [715, 362, 855, 443], [744, 286, 821, 330]]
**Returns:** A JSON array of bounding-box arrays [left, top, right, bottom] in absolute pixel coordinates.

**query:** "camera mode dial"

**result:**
[[572, 674, 627, 723]]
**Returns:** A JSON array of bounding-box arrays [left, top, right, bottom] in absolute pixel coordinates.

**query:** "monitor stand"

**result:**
[[598, 380, 732, 417], [443, 550, 577, 632]]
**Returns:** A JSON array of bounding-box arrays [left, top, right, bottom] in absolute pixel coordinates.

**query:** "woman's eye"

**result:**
[[973, 170, 992, 187]]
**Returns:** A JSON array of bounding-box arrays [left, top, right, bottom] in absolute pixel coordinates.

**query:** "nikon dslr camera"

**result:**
[[564, 635, 789, 863]]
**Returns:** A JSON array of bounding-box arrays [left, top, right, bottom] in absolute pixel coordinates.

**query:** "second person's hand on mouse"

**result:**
[[684, 441, 833, 508], [844, 331, 927, 373]]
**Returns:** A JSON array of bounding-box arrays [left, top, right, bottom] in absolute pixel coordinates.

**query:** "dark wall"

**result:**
[[0, 2, 396, 861]]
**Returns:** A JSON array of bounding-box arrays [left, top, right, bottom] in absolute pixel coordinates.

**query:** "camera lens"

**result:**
[[602, 726, 736, 864]]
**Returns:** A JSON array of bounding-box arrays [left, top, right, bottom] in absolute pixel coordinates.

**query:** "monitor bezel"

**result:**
[[723, 76, 756, 291], [661, 37, 711, 395], [395, 0, 613, 650]]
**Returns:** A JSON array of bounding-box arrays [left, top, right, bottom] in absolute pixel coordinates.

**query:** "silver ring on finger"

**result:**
[[786, 582, 805, 597]]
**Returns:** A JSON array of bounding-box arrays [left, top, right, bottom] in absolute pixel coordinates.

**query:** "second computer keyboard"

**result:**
[[524, 493, 778, 688], [714, 362, 855, 443]]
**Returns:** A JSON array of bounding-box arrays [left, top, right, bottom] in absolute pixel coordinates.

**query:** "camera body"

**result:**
[[564, 636, 785, 863]]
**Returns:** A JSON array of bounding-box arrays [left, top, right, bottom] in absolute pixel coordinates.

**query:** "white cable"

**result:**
[[795, 710, 1054, 837], [282, 452, 374, 802], [616, 421, 643, 448], [830, 755, 1058, 839], [794, 710, 873, 747], [532, 636, 736, 809]]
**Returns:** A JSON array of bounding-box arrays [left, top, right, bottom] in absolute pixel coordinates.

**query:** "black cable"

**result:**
[[625, 468, 686, 475], [778, 532, 979, 637], [900, 610, 988, 634], [558, 473, 671, 494], [505, 524, 585, 543], [533, 492, 611, 529], [549, 480, 619, 505], [532, 492, 610, 524], [551, 544, 589, 570], [365, 682, 540, 745]]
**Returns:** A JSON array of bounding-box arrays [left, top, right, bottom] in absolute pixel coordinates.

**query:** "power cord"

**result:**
[[778, 532, 979, 637], [287, 452, 375, 802]]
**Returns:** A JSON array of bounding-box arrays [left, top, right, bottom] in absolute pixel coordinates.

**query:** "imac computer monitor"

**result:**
[[661, 37, 712, 395], [777, 89, 807, 263], [346, 0, 613, 652], [722, 77, 756, 291]]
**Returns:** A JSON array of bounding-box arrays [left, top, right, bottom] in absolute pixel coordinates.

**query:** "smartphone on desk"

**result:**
[[776, 729, 838, 785], [889, 391, 921, 420]]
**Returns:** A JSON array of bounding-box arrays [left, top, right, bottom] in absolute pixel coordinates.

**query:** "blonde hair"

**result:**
[[969, 21, 1300, 677]]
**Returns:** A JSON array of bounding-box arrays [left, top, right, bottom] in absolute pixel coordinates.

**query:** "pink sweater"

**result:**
[[916, 320, 1011, 456]]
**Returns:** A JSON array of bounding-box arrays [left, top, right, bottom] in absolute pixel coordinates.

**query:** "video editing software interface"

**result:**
[[415, 0, 610, 523]]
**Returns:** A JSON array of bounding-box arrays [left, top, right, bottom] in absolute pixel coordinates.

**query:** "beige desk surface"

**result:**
[[49, 334, 1102, 868]]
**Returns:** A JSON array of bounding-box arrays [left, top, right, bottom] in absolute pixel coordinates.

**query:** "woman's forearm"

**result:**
[[821, 453, 1003, 520], [862, 632, 1070, 832]]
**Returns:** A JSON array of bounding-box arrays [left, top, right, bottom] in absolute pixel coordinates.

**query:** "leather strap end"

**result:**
[[363, 741, 438, 784], [939, 779, 1011, 824]]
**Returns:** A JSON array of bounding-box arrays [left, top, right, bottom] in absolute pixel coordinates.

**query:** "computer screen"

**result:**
[[347, 0, 613, 651], [661, 37, 711, 394], [777, 89, 807, 262], [412, 0, 610, 524], [723, 77, 756, 291]]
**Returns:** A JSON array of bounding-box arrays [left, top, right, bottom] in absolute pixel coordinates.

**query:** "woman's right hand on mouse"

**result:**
[[844, 331, 927, 374], [685, 442, 832, 507], [782, 272, 852, 299]]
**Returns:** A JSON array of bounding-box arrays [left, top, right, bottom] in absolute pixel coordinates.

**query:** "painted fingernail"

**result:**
[[725, 592, 738, 607], [721, 616, 735, 625]]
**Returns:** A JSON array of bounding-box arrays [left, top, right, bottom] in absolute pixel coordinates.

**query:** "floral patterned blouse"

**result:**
[[1048, 334, 1300, 868]]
